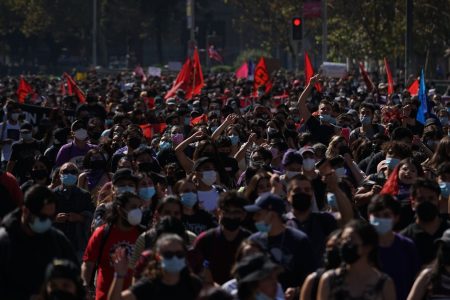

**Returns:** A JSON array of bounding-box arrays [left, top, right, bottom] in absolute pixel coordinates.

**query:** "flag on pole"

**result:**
[[235, 62, 249, 79], [253, 57, 272, 96], [16, 77, 35, 104], [416, 69, 427, 124], [407, 79, 419, 96], [63, 73, 86, 103], [207, 45, 223, 62], [304, 51, 322, 92], [359, 62, 374, 92], [384, 58, 394, 96], [164, 48, 204, 100]]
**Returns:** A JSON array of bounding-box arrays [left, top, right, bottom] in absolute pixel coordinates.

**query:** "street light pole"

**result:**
[[92, 0, 97, 67], [187, 0, 196, 56]]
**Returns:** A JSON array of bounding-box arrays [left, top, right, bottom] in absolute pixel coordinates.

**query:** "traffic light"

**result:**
[[292, 17, 302, 40]]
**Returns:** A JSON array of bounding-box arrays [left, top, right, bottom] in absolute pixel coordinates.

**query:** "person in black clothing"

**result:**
[[401, 178, 450, 266], [44, 128, 70, 167], [77, 92, 107, 121], [0, 185, 77, 300], [192, 191, 251, 285], [109, 233, 202, 300], [7, 122, 45, 183]]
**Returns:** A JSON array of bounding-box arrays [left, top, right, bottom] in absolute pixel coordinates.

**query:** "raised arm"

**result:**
[[234, 133, 256, 163], [297, 74, 320, 122], [174, 130, 204, 173], [211, 114, 238, 141], [325, 172, 354, 224]]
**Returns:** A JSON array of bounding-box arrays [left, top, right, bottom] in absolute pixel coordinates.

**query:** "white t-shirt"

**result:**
[[1, 121, 21, 161], [197, 188, 220, 212]]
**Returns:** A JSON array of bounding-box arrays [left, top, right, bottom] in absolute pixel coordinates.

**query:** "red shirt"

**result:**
[[83, 224, 140, 300]]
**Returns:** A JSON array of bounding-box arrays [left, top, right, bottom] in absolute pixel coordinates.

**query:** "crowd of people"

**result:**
[[0, 68, 449, 300]]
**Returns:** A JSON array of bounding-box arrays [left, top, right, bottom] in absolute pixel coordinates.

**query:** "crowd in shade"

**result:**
[[0, 67, 449, 300]]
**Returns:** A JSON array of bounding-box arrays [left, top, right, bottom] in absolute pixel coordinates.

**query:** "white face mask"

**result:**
[[127, 208, 142, 226], [74, 129, 88, 141], [201, 170, 217, 186], [303, 158, 316, 171], [285, 170, 300, 179]]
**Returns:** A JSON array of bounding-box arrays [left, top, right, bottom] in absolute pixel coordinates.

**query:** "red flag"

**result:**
[[253, 57, 272, 96], [152, 123, 168, 134], [164, 48, 204, 100], [359, 62, 374, 92], [407, 79, 419, 96], [190, 114, 208, 126], [207, 45, 223, 62], [235, 62, 248, 79], [140, 124, 152, 139], [304, 52, 322, 92], [16, 77, 35, 104], [60, 79, 66, 96], [63, 73, 86, 103], [384, 58, 394, 96]]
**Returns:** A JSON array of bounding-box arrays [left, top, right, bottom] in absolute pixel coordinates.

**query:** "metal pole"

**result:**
[[321, 0, 327, 64], [405, 0, 413, 85], [186, 0, 195, 56], [92, 0, 97, 67]]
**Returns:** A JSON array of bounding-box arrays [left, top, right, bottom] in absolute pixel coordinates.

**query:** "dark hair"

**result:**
[[156, 195, 183, 214], [33, 155, 52, 172], [411, 178, 441, 199], [218, 191, 248, 211], [437, 162, 450, 176], [368, 194, 401, 216], [319, 99, 332, 107], [391, 127, 413, 141], [252, 146, 273, 162], [153, 216, 190, 245], [359, 102, 375, 114], [198, 287, 233, 300], [24, 185, 57, 214], [286, 174, 310, 193], [82, 148, 106, 170], [244, 172, 271, 203], [344, 219, 379, 267], [132, 146, 154, 161], [106, 192, 139, 224], [429, 243, 450, 295], [381, 141, 412, 159]]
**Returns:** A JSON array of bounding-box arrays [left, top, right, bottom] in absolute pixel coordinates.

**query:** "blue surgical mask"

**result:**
[[370, 216, 393, 235], [139, 186, 156, 202], [327, 193, 337, 209], [229, 135, 240, 145], [29, 216, 52, 234], [105, 119, 113, 126], [254, 221, 272, 233], [180, 192, 198, 208], [360, 115, 372, 125], [161, 256, 186, 273], [159, 141, 172, 151], [439, 117, 449, 126], [319, 114, 336, 125], [440, 182, 450, 199], [117, 186, 136, 194], [255, 292, 273, 300], [385, 157, 400, 170], [334, 167, 346, 177], [60, 174, 77, 186]]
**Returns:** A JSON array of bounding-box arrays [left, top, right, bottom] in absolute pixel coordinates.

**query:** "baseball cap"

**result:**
[[234, 254, 282, 283], [244, 193, 285, 216], [425, 118, 439, 127], [299, 146, 315, 157], [112, 168, 140, 185], [20, 122, 33, 132]]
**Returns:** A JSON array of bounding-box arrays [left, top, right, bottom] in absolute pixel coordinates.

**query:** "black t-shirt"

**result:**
[[193, 227, 251, 284], [131, 273, 202, 300], [249, 227, 317, 290], [401, 219, 450, 265], [286, 212, 338, 265], [304, 116, 336, 145], [311, 177, 327, 210], [182, 210, 218, 236], [9, 139, 45, 181]]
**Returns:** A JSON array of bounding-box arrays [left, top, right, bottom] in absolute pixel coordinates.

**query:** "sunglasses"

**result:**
[[161, 251, 185, 259]]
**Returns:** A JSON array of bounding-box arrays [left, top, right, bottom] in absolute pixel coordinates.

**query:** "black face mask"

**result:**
[[416, 201, 439, 222], [338, 145, 351, 156], [340, 241, 360, 264], [324, 247, 341, 269], [48, 290, 78, 300], [221, 217, 241, 231], [128, 137, 141, 149], [291, 192, 311, 212], [31, 169, 48, 180], [91, 160, 106, 170], [138, 162, 153, 173]]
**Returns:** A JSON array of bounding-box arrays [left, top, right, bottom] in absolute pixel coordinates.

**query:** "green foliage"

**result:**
[[233, 49, 271, 68], [210, 65, 234, 73]]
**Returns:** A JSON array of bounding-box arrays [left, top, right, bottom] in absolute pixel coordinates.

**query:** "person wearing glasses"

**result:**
[[108, 234, 202, 300], [53, 162, 95, 260]]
